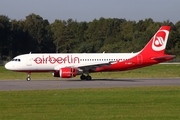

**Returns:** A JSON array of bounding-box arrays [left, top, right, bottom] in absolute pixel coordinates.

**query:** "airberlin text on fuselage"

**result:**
[[34, 55, 80, 64]]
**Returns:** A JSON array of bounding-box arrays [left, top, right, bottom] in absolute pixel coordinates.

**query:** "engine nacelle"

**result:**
[[53, 67, 80, 78]]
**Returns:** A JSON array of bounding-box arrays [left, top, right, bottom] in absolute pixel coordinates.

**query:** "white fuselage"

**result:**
[[5, 53, 139, 72]]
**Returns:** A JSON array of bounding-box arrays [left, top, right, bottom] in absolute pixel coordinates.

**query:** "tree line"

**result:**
[[0, 13, 180, 60]]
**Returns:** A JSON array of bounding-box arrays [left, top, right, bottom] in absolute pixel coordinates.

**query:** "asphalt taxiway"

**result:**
[[0, 78, 180, 91]]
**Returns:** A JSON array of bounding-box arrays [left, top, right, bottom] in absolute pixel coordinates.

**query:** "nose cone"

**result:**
[[5, 62, 13, 70]]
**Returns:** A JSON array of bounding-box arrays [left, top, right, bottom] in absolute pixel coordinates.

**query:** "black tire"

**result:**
[[80, 75, 86, 80], [86, 76, 92, 80], [26, 77, 31, 81]]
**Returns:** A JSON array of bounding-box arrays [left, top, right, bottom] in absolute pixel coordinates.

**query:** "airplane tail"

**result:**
[[140, 26, 170, 55]]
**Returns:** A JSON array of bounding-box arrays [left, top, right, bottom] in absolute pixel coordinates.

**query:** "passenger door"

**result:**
[[26, 55, 32, 66]]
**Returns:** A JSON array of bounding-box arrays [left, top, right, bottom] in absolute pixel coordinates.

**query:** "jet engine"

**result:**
[[53, 67, 82, 78]]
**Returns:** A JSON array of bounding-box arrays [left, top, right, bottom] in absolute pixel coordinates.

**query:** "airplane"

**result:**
[[5, 26, 175, 81]]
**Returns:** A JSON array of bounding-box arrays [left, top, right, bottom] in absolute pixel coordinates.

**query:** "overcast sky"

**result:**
[[1, 0, 180, 23]]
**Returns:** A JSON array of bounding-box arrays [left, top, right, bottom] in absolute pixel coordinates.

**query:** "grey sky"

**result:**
[[0, 0, 180, 23]]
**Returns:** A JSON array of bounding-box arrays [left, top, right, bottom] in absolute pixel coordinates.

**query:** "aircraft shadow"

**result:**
[[67, 78, 138, 82]]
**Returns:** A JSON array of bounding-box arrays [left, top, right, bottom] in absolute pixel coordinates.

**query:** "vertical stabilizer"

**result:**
[[140, 26, 170, 55]]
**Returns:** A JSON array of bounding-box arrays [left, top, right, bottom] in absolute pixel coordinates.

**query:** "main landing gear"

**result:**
[[26, 72, 31, 81], [80, 74, 92, 80]]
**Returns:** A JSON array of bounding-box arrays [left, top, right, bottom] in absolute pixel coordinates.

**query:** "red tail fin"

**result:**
[[140, 26, 170, 55]]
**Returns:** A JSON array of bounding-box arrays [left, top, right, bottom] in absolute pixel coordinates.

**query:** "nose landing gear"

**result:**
[[26, 72, 31, 81]]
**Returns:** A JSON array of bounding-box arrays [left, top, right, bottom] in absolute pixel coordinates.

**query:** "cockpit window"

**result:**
[[11, 59, 21, 62]]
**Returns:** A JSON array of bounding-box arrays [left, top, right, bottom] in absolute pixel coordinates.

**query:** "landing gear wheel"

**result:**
[[80, 74, 86, 80], [86, 75, 92, 80], [26, 77, 31, 81], [26, 72, 31, 81]]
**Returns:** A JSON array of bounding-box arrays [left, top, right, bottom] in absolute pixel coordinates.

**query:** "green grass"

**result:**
[[0, 86, 180, 120], [0, 64, 180, 80], [0, 65, 180, 119]]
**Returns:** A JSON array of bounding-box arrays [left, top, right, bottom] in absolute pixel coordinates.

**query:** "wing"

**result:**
[[54, 61, 116, 71], [77, 61, 117, 71]]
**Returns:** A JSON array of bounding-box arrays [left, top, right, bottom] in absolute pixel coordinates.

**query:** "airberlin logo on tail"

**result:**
[[152, 30, 169, 51]]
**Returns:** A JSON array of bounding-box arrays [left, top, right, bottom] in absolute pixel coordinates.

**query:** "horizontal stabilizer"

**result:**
[[151, 55, 175, 60]]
